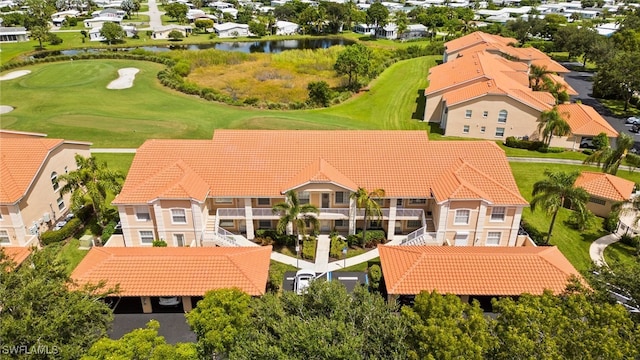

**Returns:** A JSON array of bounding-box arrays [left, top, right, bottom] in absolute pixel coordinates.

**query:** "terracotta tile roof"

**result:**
[[575, 171, 635, 201], [1, 246, 32, 266], [379, 245, 580, 296], [115, 131, 526, 206], [71, 246, 272, 296], [546, 74, 578, 96], [557, 103, 618, 137], [445, 31, 516, 54]]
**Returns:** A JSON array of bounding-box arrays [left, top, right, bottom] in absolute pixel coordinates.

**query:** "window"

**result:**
[[139, 231, 154, 244], [0, 230, 10, 244], [495, 127, 505, 137], [483, 111, 488, 118], [409, 199, 426, 204], [334, 192, 348, 204], [454, 232, 468, 246], [171, 209, 187, 224], [454, 209, 470, 225], [135, 206, 151, 221], [589, 197, 606, 205], [57, 195, 65, 211], [480, 126, 486, 133], [498, 110, 508, 123], [465, 110, 472, 118], [215, 198, 233, 204], [257, 198, 270, 206], [407, 220, 422, 228], [486, 232, 501, 246], [258, 220, 272, 228], [334, 219, 347, 227], [298, 191, 310, 205], [174, 233, 185, 247], [463, 125, 470, 133], [373, 198, 383, 206], [490, 207, 506, 222], [219, 220, 234, 227], [51, 172, 59, 191]]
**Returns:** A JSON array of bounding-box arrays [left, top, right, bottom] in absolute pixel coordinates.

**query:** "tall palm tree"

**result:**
[[584, 132, 640, 175], [537, 106, 571, 146], [531, 171, 590, 244], [272, 190, 320, 251], [58, 155, 124, 228], [350, 187, 385, 246], [529, 64, 554, 91]]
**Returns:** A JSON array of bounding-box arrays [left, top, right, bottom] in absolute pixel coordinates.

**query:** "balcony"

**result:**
[[400, 226, 442, 246], [215, 207, 427, 221]]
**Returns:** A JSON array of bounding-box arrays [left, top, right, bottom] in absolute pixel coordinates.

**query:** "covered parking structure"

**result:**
[[71, 246, 271, 313]]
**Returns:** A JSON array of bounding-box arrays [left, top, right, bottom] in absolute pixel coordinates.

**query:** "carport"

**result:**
[[72, 246, 271, 313]]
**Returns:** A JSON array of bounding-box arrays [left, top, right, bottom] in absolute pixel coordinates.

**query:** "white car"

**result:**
[[294, 269, 316, 295], [626, 116, 640, 125], [158, 297, 181, 307]]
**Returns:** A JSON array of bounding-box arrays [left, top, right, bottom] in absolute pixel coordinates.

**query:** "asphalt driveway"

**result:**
[[110, 313, 196, 344]]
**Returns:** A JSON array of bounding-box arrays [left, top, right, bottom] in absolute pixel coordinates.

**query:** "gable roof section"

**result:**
[[379, 245, 580, 296], [71, 246, 272, 296], [1, 247, 32, 266], [445, 31, 516, 55], [281, 158, 358, 193], [575, 171, 634, 201], [557, 103, 618, 137]]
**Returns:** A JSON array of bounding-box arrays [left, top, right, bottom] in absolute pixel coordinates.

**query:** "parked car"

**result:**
[[158, 297, 181, 307], [294, 269, 316, 295], [579, 138, 595, 149], [627, 116, 640, 125], [630, 125, 640, 133]]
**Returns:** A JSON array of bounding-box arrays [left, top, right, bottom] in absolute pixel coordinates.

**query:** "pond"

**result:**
[[34, 38, 354, 58]]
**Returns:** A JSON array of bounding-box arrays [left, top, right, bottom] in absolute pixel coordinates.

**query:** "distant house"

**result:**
[[353, 23, 375, 36], [220, 7, 239, 19], [151, 25, 192, 39], [574, 171, 635, 217], [89, 25, 138, 41], [401, 24, 428, 39], [214, 22, 249, 38], [0, 130, 91, 247], [51, 10, 80, 27], [0, 27, 28, 42], [275, 20, 299, 35], [376, 23, 398, 39], [85, 8, 124, 28]]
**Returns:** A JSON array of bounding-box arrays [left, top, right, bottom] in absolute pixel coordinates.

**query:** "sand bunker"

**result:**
[[0, 70, 31, 81], [0, 106, 14, 114], [107, 68, 140, 90]]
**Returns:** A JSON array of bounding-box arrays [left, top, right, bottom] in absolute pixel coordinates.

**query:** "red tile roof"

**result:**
[[575, 171, 635, 201], [1, 246, 32, 266], [114, 131, 527, 206], [557, 103, 618, 137], [379, 245, 580, 296], [71, 246, 272, 296], [445, 31, 517, 54]]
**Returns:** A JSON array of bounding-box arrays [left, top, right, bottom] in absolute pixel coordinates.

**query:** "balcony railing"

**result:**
[[400, 226, 440, 246], [217, 208, 246, 218], [215, 207, 427, 222], [395, 209, 424, 218]]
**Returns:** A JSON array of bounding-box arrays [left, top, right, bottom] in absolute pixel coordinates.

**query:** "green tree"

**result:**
[[168, 29, 184, 41], [490, 290, 640, 359], [591, 132, 610, 150], [529, 64, 554, 91], [590, 261, 640, 321], [83, 320, 198, 360], [593, 51, 640, 111], [30, 25, 50, 49], [367, 2, 389, 30], [120, 0, 135, 17], [249, 21, 267, 36], [0, 247, 114, 359], [272, 190, 320, 250], [164, 2, 188, 23], [395, 10, 408, 38], [58, 155, 124, 229], [236, 7, 253, 24], [334, 43, 373, 88], [350, 187, 385, 246], [307, 80, 332, 107], [99, 22, 125, 44], [584, 132, 640, 175], [537, 106, 571, 145], [194, 18, 214, 33], [402, 291, 493, 360], [321, 1, 346, 34], [530, 170, 590, 244], [185, 288, 252, 359], [25, 0, 54, 29]]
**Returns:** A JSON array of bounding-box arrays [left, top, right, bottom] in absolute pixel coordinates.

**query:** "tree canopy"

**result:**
[[334, 43, 373, 89], [99, 22, 125, 45]]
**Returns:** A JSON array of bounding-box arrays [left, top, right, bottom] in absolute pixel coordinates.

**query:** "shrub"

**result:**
[[603, 210, 620, 233], [40, 218, 82, 245], [329, 235, 348, 259], [101, 220, 117, 242], [255, 229, 292, 246], [48, 33, 63, 45], [346, 234, 360, 247], [520, 219, 545, 245], [152, 239, 168, 247], [362, 230, 385, 247], [301, 237, 317, 260], [505, 136, 548, 152], [369, 264, 382, 292]]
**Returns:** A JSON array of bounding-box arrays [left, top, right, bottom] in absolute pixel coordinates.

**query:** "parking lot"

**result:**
[[283, 271, 368, 294]]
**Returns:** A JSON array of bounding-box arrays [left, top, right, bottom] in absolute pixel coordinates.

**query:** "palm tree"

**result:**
[[350, 187, 385, 246], [584, 133, 640, 175], [529, 64, 554, 91], [272, 190, 320, 255], [58, 155, 124, 228], [531, 171, 590, 244], [537, 106, 571, 146]]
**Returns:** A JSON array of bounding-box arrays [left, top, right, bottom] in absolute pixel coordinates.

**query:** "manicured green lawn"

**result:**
[[500, 143, 588, 161], [599, 98, 640, 118], [93, 153, 135, 175], [52, 238, 89, 275], [604, 242, 638, 265], [1, 56, 434, 147], [339, 257, 380, 272]]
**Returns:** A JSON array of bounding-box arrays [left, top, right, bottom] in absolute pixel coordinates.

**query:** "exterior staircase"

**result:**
[[202, 216, 257, 247]]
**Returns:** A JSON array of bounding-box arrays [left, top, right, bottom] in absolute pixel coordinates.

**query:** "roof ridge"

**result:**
[[535, 246, 580, 277], [454, 160, 527, 204], [386, 246, 425, 294], [226, 247, 270, 294]]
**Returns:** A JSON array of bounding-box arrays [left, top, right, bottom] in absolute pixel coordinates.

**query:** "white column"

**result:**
[[436, 202, 449, 243], [386, 198, 397, 241], [474, 203, 487, 246], [8, 204, 27, 246], [191, 201, 204, 246], [118, 205, 133, 247], [244, 198, 254, 240], [348, 197, 356, 235], [508, 207, 523, 247], [153, 202, 166, 242]]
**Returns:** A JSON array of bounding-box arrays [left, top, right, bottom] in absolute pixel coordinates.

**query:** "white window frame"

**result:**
[[215, 198, 233, 204], [57, 194, 65, 211], [298, 191, 310, 205], [463, 125, 470, 133], [135, 206, 151, 221], [51, 172, 59, 191], [454, 209, 471, 225], [257, 198, 270, 206], [171, 208, 187, 224], [480, 126, 486, 133], [465, 109, 472, 118], [482, 111, 488, 118], [219, 219, 234, 227], [495, 127, 505, 137], [454, 232, 469, 246], [334, 191, 348, 204], [139, 230, 154, 245], [498, 110, 508, 123], [486, 231, 501, 246], [174, 233, 185, 247], [490, 207, 506, 222], [334, 219, 348, 227], [0, 230, 10, 244], [258, 220, 272, 228]]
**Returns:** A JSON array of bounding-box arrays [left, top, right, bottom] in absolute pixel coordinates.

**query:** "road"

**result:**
[[142, 0, 164, 30]]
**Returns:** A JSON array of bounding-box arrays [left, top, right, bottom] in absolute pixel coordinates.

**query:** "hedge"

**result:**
[[301, 237, 317, 260], [40, 218, 82, 245], [329, 235, 348, 259]]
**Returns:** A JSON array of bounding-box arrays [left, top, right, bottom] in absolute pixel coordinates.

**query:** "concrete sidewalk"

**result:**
[[314, 235, 331, 273], [589, 233, 619, 267], [270, 251, 314, 269]]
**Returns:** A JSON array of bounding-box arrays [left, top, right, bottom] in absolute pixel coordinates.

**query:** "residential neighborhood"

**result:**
[[1, 0, 640, 356]]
